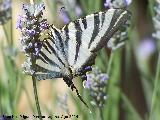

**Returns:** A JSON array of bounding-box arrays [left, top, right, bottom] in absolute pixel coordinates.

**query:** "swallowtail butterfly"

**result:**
[[34, 9, 131, 108]]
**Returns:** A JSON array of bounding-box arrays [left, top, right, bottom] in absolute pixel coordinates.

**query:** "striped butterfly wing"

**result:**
[[61, 9, 131, 73], [32, 8, 131, 109], [34, 27, 69, 80]]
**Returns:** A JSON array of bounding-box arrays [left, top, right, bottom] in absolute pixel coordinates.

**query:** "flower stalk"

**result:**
[[150, 53, 160, 120], [17, 0, 50, 118], [32, 76, 42, 120], [29, 1, 42, 119], [99, 107, 104, 120], [149, 0, 160, 119]]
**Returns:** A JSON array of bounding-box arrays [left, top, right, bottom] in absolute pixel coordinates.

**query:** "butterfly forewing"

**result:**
[[34, 27, 69, 80], [61, 9, 130, 72]]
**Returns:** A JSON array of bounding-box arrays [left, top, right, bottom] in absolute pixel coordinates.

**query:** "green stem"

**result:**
[[148, 0, 155, 18], [121, 93, 142, 120], [30, 0, 42, 119], [149, 52, 160, 120], [99, 107, 104, 120], [32, 76, 42, 120], [11, 10, 13, 46], [107, 51, 114, 75]]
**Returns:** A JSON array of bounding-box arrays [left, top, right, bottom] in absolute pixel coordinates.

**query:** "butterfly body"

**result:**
[[34, 8, 131, 108]]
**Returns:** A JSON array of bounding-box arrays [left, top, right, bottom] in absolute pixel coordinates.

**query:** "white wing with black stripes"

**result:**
[[61, 9, 130, 73], [34, 26, 70, 80], [34, 8, 130, 80]]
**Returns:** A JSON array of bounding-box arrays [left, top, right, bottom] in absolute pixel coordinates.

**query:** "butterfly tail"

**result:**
[[63, 77, 90, 109], [70, 83, 90, 109]]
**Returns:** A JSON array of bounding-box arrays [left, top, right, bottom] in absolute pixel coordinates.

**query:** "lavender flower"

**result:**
[[104, 0, 131, 51], [0, 116, 4, 120], [104, 0, 132, 9], [153, 0, 160, 44], [107, 28, 129, 51], [59, 0, 82, 24], [0, 0, 11, 24], [124, 0, 132, 7], [59, 7, 70, 24], [17, 3, 49, 75], [104, 0, 111, 9], [84, 67, 109, 107], [0, 115, 12, 120], [137, 37, 155, 60]]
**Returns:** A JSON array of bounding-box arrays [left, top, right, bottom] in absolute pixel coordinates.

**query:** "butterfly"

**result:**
[[34, 8, 131, 108]]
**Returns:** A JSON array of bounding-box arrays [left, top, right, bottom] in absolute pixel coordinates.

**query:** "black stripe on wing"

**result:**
[[92, 9, 131, 52], [52, 26, 66, 56], [88, 13, 100, 49], [63, 26, 69, 58], [74, 21, 82, 63], [45, 40, 66, 67], [82, 17, 87, 29], [39, 51, 60, 68], [101, 11, 106, 27], [37, 55, 48, 64], [35, 65, 62, 80], [43, 42, 52, 54], [35, 74, 61, 80]]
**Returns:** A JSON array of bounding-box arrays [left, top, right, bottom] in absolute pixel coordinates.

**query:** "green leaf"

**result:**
[[121, 93, 142, 120], [149, 53, 160, 120], [104, 50, 122, 120]]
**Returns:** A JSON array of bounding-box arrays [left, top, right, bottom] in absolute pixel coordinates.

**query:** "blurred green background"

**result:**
[[0, 0, 160, 120]]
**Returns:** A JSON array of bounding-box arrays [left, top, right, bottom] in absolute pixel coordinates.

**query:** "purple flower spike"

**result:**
[[104, 0, 111, 9], [0, 0, 11, 24], [40, 21, 49, 30], [22, 4, 29, 11], [0, 115, 13, 120], [16, 15, 23, 30], [99, 74, 109, 82], [75, 6, 82, 17], [85, 79, 92, 89], [18, 3, 50, 75], [36, 3, 45, 12], [124, 0, 132, 7], [60, 7, 70, 24], [2, 0, 11, 10], [137, 37, 155, 59], [26, 29, 36, 36], [85, 66, 92, 71], [34, 42, 42, 55], [84, 67, 108, 107], [86, 74, 93, 80]]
